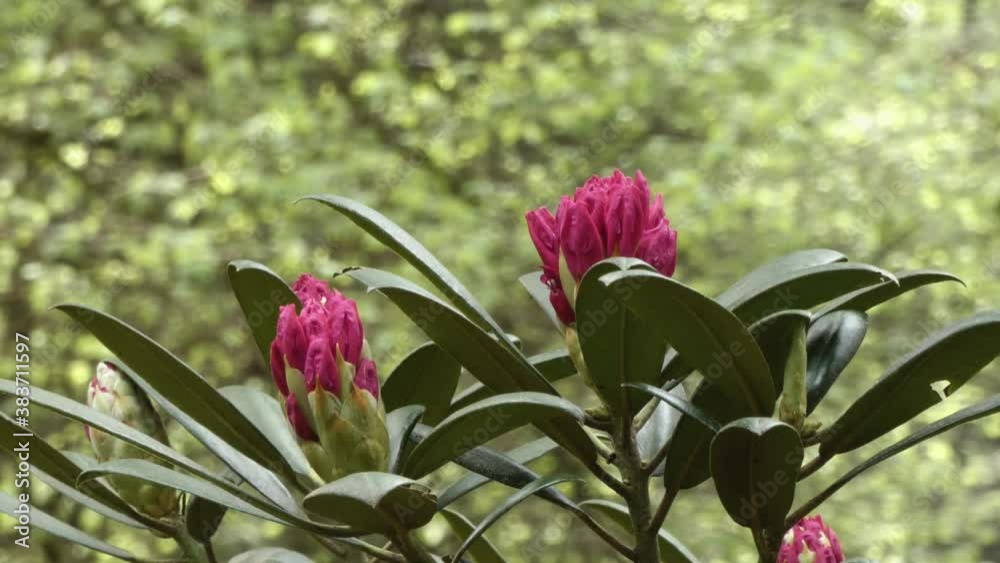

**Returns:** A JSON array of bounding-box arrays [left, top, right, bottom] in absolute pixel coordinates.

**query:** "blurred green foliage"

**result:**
[[1, 0, 999, 562]]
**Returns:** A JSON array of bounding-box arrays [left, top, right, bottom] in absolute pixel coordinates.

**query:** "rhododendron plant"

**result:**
[[12, 176, 1000, 563]]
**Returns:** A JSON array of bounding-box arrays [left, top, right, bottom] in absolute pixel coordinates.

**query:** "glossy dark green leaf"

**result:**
[[715, 249, 848, 307], [710, 418, 802, 530], [55, 305, 286, 472], [627, 383, 721, 433], [519, 270, 562, 330], [805, 311, 869, 413], [403, 392, 585, 478], [747, 310, 812, 394], [0, 415, 157, 531], [820, 311, 1000, 456], [345, 267, 596, 468], [219, 386, 313, 478], [576, 258, 662, 412], [451, 475, 577, 562], [116, 364, 300, 515], [301, 194, 519, 353], [387, 405, 425, 474], [599, 269, 776, 492], [0, 491, 139, 562], [448, 349, 577, 413], [383, 342, 462, 425], [34, 466, 147, 530], [302, 472, 437, 533], [185, 467, 240, 543], [722, 263, 896, 325], [792, 395, 1000, 525], [226, 260, 300, 366], [816, 269, 964, 316], [441, 508, 505, 563], [579, 499, 702, 563], [636, 384, 688, 474], [228, 548, 314, 563], [435, 435, 564, 509]]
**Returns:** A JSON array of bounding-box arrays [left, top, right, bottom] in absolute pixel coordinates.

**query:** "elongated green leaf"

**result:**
[[627, 383, 721, 433], [636, 385, 687, 474], [219, 386, 313, 478], [435, 435, 563, 509], [384, 342, 462, 425], [301, 194, 519, 352], [452, 475, 577, 562], [579, 499, 702, 563], [577, 258, 662, 412], [449, 349, 577, 413], [805, 311, 868, 413], [519, 271, 562, 330], [0, 414, 158, 531], [792, 395, 1000, 524], [441, 508, 505, 563], [716, 249, 848, 307], [816, 269, 964, 316], [116, 364, 300, 515], [345, 267, 596, 468], [34, 466, 147, 530], [226, 260, 300, 366], [747, 310, 812, 394], [228, 548, 314, 563], [55, 305, 286, 471], [387, 405, 426, 474], [302, 472, 437, 533], [600, 270, 776, 492], [404, 392, 585, 478], [723, 263, 896, 325], [0, 491, 139, 561], [185, 467, 240, 543], [820, 311, 1000, 456], [710, 418, 801, 531]]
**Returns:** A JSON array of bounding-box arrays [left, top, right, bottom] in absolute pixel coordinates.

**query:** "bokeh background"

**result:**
[[2, 0, 999, 561]]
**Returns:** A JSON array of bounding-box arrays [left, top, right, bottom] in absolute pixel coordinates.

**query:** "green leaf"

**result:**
[[55, 305, 286, 473], [301, 194, 519, 352], [116, 363, 300, 515], [722, 263, 896, 325], [34, 466, 147, 530], [434, 435, 563, 509], [627, 383, 721, 433], [0, 414, 157, 530], [345, 267, 596, 468], [636, 385, 688, 474], [228, 548, 314, 563], [226, 260, 300, 366], [793, 395, 1000, 523], [0, 491, 139, 562], [451, 475, 577, 562], [185, 467, 241, 543], [441, 508, 505, 563], [820, 311, 1000, 456], [448, 349, 577, 413], [816, 269, 964, 316], [403, 392, 586, 478], [383, 342, 462, 425], [805, 311, 868, 413], [302, 472, 437, 533], [599, 270, 776, 492], [519, 271, 562, 330], [710, 418, 801, 530], [579, 499, 702, 563], [219, 386, 313, 478], [576, 258, 662, 412], [747, 310, 812, 394], [715, 249, 848, 307], [387, 405, 426, 474]]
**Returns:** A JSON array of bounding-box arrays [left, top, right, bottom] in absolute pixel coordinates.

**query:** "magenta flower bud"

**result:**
[[525, 169, 678, 325], [778, 515, 845, 563], [269, 274, 389, 482]]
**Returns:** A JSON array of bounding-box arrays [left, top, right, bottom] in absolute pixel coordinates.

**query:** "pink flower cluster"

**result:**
[[270, 274, 380, 441], [525, 169, 678, 324], [777, 515, 845, 563]]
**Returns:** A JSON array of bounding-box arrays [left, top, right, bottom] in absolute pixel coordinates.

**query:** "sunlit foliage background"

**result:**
[[1, 0, 999, 561]]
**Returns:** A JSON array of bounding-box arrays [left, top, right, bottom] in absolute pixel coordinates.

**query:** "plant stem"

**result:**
[[391, 529, 435, 563], [613, 402, 659, 563], [172, 522, 211, 563]]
